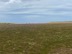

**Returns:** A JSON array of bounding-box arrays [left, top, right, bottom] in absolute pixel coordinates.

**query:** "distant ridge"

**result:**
[[0, 21, 72, 24], [0, 23, 14, 24], [48, 21, 72, 24]]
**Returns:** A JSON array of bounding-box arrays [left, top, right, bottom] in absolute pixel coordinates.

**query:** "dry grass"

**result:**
[[0, 23, 72, 54]]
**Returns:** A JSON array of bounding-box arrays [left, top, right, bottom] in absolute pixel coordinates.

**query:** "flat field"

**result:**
[[0, 23, 72, 54]]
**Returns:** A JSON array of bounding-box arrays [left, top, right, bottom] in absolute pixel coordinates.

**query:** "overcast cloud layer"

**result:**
[[0, 0, 72, 23]]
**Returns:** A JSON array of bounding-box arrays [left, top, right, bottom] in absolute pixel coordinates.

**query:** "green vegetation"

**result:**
[[0, 23, 72, 54]]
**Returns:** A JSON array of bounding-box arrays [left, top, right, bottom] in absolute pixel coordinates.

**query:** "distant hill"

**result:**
[[0, 21, 72, 25], [48, 21, 72, 24]]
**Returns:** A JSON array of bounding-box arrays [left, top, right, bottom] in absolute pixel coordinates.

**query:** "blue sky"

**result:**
[[0, 0, 72, 23]]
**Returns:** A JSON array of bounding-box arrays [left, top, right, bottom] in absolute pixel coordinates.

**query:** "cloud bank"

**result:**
[[0, 0, 72, 23]]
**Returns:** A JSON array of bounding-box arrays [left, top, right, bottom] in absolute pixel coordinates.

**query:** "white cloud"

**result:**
[[0, 0, 72, 15]]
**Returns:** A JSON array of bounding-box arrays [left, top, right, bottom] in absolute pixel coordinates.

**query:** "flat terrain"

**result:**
[[0, 23, 72, 54]]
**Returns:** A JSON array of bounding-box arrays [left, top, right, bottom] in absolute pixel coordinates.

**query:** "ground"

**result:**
[[0, 23, 72, 54]]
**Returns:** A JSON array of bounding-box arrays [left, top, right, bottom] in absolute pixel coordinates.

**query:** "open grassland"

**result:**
[[0, 23, 72, 54]]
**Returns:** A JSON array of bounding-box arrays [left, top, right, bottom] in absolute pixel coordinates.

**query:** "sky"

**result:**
[[0, 0, 72, 23]]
